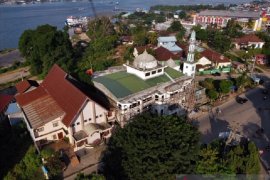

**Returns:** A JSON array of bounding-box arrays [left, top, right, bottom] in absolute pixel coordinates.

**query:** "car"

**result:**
[[219, 132, 230, 139], [236, 96, 248, 104], [212, 72, 221, 76]]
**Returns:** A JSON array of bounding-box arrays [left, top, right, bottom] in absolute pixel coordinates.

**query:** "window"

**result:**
[[37, 127, 44, 132], [158, 69, 162, 73], [192, 66, 194, 71], [152, 71, 156, 75], [89, 118, 92, 121], [72, 124, 75, 127], [145, 72, 150, 76], [186, 66, 188, 68], [96, 115, 98, 118], [99, 114, 102, 117], [84, 120, 87, 122], [53, 134, 57, 140], [76, 122, 80, 125], [53, 122, 58, 127]]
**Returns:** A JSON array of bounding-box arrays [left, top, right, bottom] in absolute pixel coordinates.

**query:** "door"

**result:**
[[58, 132, 63, 139]]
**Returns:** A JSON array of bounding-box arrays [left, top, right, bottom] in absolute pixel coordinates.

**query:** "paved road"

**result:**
[[0, 67, 30, 84], [0, 49, 24, 67]]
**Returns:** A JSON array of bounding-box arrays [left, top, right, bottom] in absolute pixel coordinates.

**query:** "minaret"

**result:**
[[183, 30, 196, 77]]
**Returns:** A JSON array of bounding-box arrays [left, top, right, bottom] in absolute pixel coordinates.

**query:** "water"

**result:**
[[0, 0, 251, 50]]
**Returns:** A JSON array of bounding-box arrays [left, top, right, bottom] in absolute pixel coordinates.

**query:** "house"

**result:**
[[196, 10, 262, 30], [16, 79, 39, 94], [233, 34, 265, 50], [154, 20, 172, 31], [232, 61, 246, 71], [157, 36, 183, 54], [196, 49, 231, 70], [5, 103, 24, 126], [15, 65, 115, 153], [255, 54, 268, 65], [93, 51, 193, 127], [0, 94, 14, 121]]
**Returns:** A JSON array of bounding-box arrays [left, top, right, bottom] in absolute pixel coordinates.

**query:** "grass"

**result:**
[[94, 67, 183, 99]]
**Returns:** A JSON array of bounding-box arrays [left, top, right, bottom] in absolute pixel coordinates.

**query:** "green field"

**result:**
[[94, 67, 183, 99]]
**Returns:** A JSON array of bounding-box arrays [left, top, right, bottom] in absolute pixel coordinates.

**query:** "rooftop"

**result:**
[[198, 10, 260, 19], [201, 49, 231, 63], [158, 36, 177, 42], [0, 94, 13, 113], [93, 67, 183, 99], [233, 34, 264, 43], [5, 103, 20, 115], [16, 65, 92, 127], [15, 80, 39, 94]]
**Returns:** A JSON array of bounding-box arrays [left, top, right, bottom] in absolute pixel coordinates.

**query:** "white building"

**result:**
[[93, 51, 193, 127], [157, 36, 182, 54], [15, 65, 115, 153], [183, 31, 196, 77]]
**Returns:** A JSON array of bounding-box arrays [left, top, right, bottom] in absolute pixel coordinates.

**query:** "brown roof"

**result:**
[[135, 44, 155, 54], [201, 49, 231, 63], [15, 80, 39, 94], [154, 46, 179, 61], [16, 64, 92, 127], [0, 94, 13, 113], [233, 34, 264, 44], [120, 36, 132, 42]]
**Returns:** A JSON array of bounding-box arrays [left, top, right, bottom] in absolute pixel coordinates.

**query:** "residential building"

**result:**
[[233, 34, 265, 49], [157, 36, 183, 54], [15, 65, 115, 153], [120, 36, 133, 45], [196, 49, 231, 71], [256, 54, 268, 65], [0, 94, 14, 121], [196, 10, 262, 30], [93, 51, 193, 127], [183, 30, 196, 77]]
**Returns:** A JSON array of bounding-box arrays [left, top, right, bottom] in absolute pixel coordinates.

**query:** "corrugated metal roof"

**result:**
[[158, 36, 177, 42], [23, 95, 65, 128]]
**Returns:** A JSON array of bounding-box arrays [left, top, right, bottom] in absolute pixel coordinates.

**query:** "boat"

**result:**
[[65, 16, 89, 27]]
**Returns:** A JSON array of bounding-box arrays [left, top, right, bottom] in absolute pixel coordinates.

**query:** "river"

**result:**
[[0, 0, 251, 50]]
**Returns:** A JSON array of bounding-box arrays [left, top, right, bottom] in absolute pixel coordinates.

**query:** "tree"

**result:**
[[133, 31, 148, 46], [192, 25, 208, 41], [87, 17, 116, 40], [245, 142, 260, 174], [75, 173, 105, 180], [219, 80, 233, 94], [147, 31, 158, 45], [206, 89, 218, 100], [200, 78, 214, 90], [223, 19, 243, 38], [196, 146, 219, 174], [19, 24, 74, 77], [168, 21, 185, 32], [102, 114, 200, 180]]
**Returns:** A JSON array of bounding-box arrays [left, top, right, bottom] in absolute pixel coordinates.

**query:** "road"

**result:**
[[0, 67, 30, 84]]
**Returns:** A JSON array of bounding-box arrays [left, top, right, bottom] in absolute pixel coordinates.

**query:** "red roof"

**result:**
[[15, 80, 39, 94], [233, 34, 264, 44], [154, 46, 179, 61], [0, 94, 13, 113], [201, 49, 231, 63], [16, 64, 92, 127], [135, 44, 155, 54]]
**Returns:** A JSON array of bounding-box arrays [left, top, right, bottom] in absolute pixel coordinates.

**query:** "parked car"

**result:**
[[236, 96, 248, 104], [218, 132, 230, 139], [212, 72, 221, 76]]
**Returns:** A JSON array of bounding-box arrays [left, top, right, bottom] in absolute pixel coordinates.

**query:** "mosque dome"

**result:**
[[133, 50, 158, 69]]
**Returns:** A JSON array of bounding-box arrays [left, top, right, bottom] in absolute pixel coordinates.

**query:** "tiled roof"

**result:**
[[154, 46, 179, 61], [162, 42, 182, 52], [16, 65, 90, 127], [15, 80, 39, 94], [0, 94, 13, 113], [201, 49, 231, 63], [233, 34, 264, 44]]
